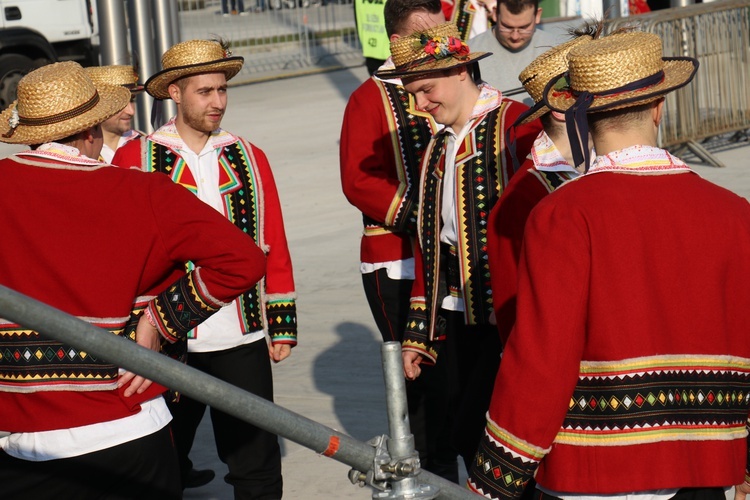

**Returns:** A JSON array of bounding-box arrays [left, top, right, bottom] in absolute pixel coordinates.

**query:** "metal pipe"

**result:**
[[670, 0, 694, 6], [602, 0, 621, 18], [0, 285, 480, 500], [152, 0, 177, 125], [127, 0, 156, 134], [168, 0, 182, 44], [382, 342, 415, 460], [96, 0, 130, 66]]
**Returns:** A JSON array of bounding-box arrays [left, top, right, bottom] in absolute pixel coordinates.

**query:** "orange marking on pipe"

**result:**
[[322, 436, 340, 457]]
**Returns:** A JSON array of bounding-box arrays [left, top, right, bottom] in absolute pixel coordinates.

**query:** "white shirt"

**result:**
[[150, 121, 264, 353]]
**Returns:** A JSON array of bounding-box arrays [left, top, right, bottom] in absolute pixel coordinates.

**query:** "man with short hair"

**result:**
[[340, 0, 454, 479], [469, 0, 561, 104], [113, 39, 296, 498], [469, 31, 750, 500], [0, 61, 265, 500], [85, 65, 144, 163], [377, 21, 541, 475]]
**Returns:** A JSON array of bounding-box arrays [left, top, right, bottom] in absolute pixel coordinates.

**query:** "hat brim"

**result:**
[[374, 52, 491, 80], [514, 100, 549, 127], [0, 84, 131, 145], [543, 57, 699, 114], [145, 57, 245, 100]]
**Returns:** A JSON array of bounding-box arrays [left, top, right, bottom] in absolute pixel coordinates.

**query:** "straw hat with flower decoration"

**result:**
[[375, 22, 490, 80], [85, 65, 145, 95], [145, 39, 244, 100], [0, 61, 130, 145], [541, 30, 698, 171]]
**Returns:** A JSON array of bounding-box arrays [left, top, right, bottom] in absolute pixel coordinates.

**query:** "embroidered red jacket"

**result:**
[[469, 149, 750, 497], [0, 151, 265, 433]]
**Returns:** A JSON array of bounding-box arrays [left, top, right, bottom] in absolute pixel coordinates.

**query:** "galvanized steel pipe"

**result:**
[[96, 0, 130, 66]]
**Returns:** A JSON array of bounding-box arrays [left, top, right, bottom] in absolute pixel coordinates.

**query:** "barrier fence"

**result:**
[[177, 0, 363, 82], [608, 0, 750, 167]]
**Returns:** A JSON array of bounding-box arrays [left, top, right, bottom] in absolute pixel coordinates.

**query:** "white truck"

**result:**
[[0, 0, 98, 108]]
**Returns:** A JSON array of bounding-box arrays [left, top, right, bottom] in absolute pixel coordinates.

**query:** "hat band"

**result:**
[[3, 92, 101, 139], [563, 70, 665, 172], [396, 53, 471, 74]]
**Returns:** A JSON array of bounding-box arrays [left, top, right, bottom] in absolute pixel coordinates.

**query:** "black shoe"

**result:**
[[183, 468, 216, 489]]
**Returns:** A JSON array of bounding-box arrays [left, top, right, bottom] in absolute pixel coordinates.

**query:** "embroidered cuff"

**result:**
[[149, 272, 223, 343], [403, 298, 438, 363], [467, 430, 542, 500], [390, 193, 419, 236], [266, 298, 297, 346]]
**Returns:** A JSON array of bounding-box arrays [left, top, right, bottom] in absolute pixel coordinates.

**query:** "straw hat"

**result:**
[[375, 22, 490, 79], [145, 39, 244, 100], [0, 61, 131, 145], [542, 31, 698, 114], [85, 65, 145, 94], [514, 35, 593, 125]]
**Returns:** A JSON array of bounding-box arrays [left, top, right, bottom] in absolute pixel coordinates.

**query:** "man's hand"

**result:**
[[118, 313, 160, 397], [403, 351, 423, 380], [735, 482, 750, 500], [269, 343, 291, 363]]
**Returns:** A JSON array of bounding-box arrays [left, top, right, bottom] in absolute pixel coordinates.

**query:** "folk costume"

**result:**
[[0, 62, 265, 500], [488, 131, 579, 344], [340, 68, 438, 342], [466, 32, 750, 500], [112, 39, 294, 499], [341, 65, 462, 479], [377, 22, 541, 472], [489, 34, 591, 345], [443, 0, 491, 42]]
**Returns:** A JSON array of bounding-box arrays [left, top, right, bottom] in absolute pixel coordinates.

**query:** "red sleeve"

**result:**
[[111, 138, 145, 170], [244, 141, 298, 346], [441, 0, 455, 21], [340, 78, 406, 226], [487, 161, 549, 345]]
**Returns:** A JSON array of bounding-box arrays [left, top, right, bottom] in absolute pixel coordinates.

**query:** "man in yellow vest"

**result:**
[[354, 0, 391, 74]]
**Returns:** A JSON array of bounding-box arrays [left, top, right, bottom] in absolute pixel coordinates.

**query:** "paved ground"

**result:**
[[2, 64, 748, 499]]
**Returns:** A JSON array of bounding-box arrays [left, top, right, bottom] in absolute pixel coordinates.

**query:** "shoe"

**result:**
[[183, 468, 215, 489], [240, 10, 249, 14], [231, 9, 238, 14]]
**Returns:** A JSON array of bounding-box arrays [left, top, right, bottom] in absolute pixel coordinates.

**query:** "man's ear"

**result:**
[[652, 98, 665, 127], [534, 7, 543, 24], [550, 110, 565, 122], [168, 83, 181, 104]]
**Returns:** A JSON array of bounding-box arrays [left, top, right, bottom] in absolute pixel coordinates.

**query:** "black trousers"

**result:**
[[439, 309, 502, 474], [0, 425, 181, 500], [362, 269, 459, 482], [168, 341, 282, 500]]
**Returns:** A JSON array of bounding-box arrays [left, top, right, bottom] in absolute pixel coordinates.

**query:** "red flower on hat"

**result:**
[[420, 35, 470, 60]]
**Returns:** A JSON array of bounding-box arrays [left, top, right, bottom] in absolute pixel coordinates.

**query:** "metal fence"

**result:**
[[177, 0, 364, 82], [608, 0, 750, 166]]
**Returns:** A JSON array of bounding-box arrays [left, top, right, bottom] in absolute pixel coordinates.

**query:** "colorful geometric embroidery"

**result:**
[[265, 299, 297, 343], [150, 272, 221, 343], [379, 81, 436, 235], [468, 428, 542, 500], [557, 355, 750, 446], [450, 0, 479, 41]]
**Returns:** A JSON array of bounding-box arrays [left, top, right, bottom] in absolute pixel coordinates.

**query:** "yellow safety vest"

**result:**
[[355, 0, 390, 60]]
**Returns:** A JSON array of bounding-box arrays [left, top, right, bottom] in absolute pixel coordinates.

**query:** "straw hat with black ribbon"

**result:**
[[374, 22, 490, 80], [0, 61, 131, 145], [145, 39, 244, 100], [505, 34, 594, 171], [86, 65, 145, 94], [541, 31, 699, 172]]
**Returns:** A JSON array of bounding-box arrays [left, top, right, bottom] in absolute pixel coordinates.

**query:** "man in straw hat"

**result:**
[[469, 30, 750, 499], [340, 0, 462, 480], [0, 60, 266, 499], [376, 21, 541, 475], [487, 31, 595, 348], [113, 39, 295, 498], [85, 64, 145, 163]]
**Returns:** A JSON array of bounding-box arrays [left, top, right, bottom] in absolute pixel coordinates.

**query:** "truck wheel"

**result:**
[[0, 54, 37, 110]]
